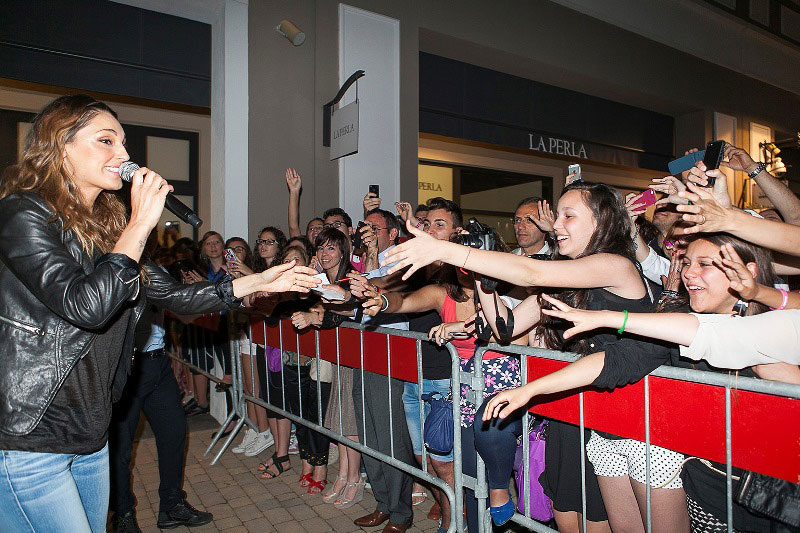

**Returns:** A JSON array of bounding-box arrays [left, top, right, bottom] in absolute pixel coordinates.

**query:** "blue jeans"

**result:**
[[402, 379, 454, 462], [0, 444, 109, 532]]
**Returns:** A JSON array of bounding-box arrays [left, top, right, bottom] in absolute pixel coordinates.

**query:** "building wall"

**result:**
[[0, 85, 212, 230], [247, 0, 800, 233]]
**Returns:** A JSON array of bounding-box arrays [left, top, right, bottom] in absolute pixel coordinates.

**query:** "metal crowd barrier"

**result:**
[[173, 312, 800, 533]]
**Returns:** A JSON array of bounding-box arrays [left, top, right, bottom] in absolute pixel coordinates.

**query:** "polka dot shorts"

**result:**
[[586, 431, 684, 489]]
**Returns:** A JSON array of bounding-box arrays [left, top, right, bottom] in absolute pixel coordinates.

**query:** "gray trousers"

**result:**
[[353, 370, 415, 524]]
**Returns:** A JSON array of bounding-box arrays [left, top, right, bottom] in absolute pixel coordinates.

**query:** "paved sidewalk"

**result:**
[[123, 415, 446, 532]]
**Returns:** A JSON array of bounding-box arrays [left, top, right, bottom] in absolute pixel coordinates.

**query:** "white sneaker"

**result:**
[[232, 429, 257, 454], [287, 434, 299, 455], [244, 430, 274, 457]]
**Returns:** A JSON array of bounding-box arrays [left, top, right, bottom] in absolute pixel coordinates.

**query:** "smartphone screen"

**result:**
[[566, 164, 582, 185], [224, 249, 237, 264], [702, 141, 725, 185], [369, 184, 380, 197]]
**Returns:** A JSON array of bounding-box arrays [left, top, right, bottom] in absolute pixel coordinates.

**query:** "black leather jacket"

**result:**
[[0, 193, 231, 436]]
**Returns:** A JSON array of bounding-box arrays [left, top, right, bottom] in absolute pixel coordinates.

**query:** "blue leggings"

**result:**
[[462, 398, 523, 531]]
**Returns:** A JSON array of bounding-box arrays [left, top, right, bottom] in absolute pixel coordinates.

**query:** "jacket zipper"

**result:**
[[0, 315, 45, 336]]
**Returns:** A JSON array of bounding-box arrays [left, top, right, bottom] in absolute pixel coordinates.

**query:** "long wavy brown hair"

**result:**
[[538, 182, 640, 354], [0, 95, 128, 254]]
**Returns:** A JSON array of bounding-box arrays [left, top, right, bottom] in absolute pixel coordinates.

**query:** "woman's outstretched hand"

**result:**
[[675, 181, 736, 234], [258, 260, 320, 293], [382, 219, 443, 279], [539, 294, 615, 339], [482, 387, 534, 421]]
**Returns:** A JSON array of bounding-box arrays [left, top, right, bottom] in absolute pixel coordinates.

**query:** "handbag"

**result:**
[[422, 392, 454, 456], [264, 346, 283, 373], [735, 471, 800, 528], [308, 358, 333, 383], [513, 420, 553, 521]]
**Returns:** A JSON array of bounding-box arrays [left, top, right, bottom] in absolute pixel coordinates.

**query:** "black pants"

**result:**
[[284, 364, 331, 465], [110, 355, 186, 515], [353, 371, 415, 525]]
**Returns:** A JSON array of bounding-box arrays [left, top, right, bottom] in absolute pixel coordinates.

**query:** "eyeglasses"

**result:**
[[367, 224, 387, 232], [324, 221, 347, 229], [256, 239, 278, 246], [228, 245, 247, 253]]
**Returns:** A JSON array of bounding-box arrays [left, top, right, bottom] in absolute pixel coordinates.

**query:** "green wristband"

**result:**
[[617, 310, 629, 335]]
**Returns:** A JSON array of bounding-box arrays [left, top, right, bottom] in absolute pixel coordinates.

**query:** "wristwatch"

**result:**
[[747, 162, 767, 179]]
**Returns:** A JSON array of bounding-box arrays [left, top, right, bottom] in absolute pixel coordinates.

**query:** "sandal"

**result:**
[[334, 480, 365, 509], [258, 453, 291, 479], [412, 491, 428, 506], [307, 478, 328, 495], [322, 475, 348, 503], [299, 472, 313, 487]]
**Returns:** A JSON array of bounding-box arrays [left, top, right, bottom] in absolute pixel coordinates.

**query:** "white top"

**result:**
[[679, 310, 800, 368], [512, 242, 551, 257], [640, 246, 670, 285]]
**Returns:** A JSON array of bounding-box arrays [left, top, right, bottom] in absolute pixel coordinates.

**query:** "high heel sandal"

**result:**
[[307, 478, 328, 495], [321, 476, 348, 503], [333, 480, 365, 509], [489, 490, 515, 527], [299, 473, 313, 487], [258, 453, 291, 479]]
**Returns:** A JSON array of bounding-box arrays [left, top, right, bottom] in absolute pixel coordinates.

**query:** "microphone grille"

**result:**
[[118, 161, 140, 182]]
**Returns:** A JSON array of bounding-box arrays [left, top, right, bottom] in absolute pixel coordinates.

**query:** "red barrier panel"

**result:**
[[527, 359, 800, 483], [190, 313, 220, 332], [237, 318, 800, 482]]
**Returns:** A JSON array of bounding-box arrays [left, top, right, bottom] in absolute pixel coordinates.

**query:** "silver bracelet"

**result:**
[[747, 162, 767, 179], [380, 293, 390, 312]]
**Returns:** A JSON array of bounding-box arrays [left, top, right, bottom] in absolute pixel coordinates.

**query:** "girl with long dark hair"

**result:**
[[383, 182, 658, 532]]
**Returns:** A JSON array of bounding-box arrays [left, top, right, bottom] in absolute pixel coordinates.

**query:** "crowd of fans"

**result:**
[[151, 143, 800, 533]]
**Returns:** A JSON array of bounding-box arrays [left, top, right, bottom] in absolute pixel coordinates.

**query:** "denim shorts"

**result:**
[[402, 379, 453, 462]]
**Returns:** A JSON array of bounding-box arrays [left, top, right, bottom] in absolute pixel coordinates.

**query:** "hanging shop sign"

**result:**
[[330, 100, 359, 160], [323, 70, 365, 161]]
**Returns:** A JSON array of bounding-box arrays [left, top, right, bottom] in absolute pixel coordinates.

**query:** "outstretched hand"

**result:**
[[686, 161, 732, 208], [482, 387, 535, 421], [285, 168, 302, 194], [674, 182, 736, 235], [531, 200, 556, 232], [259, 260, 320, 293], [650, 176, 688, 206], [382, 219, 442, 279], [539, 294, 614, 339]]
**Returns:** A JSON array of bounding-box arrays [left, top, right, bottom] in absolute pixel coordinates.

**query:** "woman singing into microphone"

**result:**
[[0, 95, 318, 531]]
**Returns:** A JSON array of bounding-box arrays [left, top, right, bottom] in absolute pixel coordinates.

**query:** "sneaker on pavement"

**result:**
[[232, 428, 257, 454], [288, 433, 299, 455], [156, 500, 213, 529], [244, 429, 274, 457], [112, 511, 141, 533]]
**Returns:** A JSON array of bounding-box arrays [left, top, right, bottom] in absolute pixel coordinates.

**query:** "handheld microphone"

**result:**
[[118, 161, 202, 229]]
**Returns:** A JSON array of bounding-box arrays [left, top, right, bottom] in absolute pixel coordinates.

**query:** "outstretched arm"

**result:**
[[721, 144, 800, 226], [482, 353, 607, 420], [384, 220, 642, 295], [286, 168, 303, 238], [676, 182, 800, 256]]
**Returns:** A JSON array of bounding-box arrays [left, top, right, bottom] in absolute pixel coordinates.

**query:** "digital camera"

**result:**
[[454, 218, 497, 251]]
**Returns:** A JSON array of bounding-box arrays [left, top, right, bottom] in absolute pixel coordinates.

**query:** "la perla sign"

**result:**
[[330, 100, 359, 160], [528, 133, 587, 159]]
